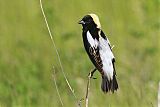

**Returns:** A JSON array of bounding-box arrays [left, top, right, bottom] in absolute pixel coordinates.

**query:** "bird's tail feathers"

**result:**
[[101, 75, 118, 93]]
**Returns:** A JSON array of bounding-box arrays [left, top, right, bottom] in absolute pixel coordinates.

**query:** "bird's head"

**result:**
[[78, 14, 101, 30]]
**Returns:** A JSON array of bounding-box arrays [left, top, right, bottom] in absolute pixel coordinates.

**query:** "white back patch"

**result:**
[[99, 37, 114, 80]]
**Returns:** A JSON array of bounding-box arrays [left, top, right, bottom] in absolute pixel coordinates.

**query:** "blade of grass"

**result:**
[[39, 0, 80, 106]]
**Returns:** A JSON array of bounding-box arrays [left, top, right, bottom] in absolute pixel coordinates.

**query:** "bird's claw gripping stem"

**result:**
[[88, 68, 97, 79]]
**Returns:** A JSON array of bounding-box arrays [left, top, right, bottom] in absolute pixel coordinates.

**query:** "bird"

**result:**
[[78, 14, 118, 93]]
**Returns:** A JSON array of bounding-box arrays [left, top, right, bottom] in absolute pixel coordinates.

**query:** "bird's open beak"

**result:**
[[78, 20, 85, 24]]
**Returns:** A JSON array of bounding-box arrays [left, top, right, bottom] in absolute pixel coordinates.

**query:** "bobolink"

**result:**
[[79, 14, 118, 93]]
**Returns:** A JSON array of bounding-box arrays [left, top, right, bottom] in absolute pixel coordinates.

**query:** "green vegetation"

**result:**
[[0, 0, 159, 107]]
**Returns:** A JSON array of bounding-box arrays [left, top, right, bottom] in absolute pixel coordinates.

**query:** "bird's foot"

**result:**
[[88, 68, 97, 79]]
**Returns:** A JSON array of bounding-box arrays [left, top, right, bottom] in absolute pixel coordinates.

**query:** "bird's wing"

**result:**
[[86, 31, 103, 74], [88, 46, 103, 72]]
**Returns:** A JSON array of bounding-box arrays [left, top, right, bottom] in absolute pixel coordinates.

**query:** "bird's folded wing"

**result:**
[[88, 46, 103, 73]]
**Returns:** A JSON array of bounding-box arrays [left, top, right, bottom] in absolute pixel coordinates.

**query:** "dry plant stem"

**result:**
[[52, 67, 64, 106], [158, 82, 160, 107], [111, 45, 115, 49], [39, 0, 80, 107], [85, 68, 96, 107]]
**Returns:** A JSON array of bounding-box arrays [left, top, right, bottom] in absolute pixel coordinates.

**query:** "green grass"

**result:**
[[0, 0, 159, 107]]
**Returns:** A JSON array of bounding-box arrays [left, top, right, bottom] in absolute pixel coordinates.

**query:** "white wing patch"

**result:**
[[99, 37, 114, 80], [87, 31, 98, 47]]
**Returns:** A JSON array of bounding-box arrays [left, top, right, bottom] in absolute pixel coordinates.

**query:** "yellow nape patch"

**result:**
[[89, 13, 101, 28]]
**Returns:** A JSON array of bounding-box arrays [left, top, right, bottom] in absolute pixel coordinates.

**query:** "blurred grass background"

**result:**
[[0, 0, 160, 107]]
